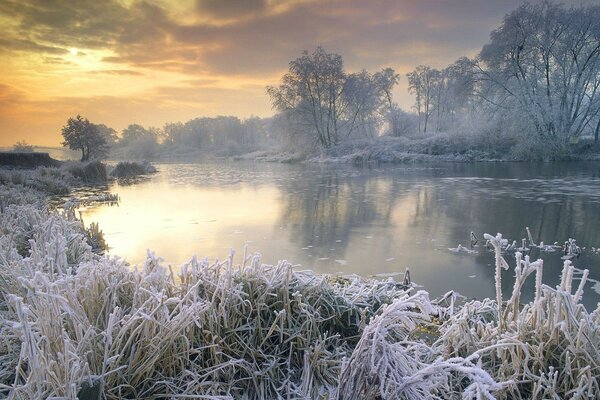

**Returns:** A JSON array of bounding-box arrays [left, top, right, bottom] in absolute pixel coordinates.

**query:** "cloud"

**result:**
[[195, 0, 267, 19], [87, 70, 145, 76]]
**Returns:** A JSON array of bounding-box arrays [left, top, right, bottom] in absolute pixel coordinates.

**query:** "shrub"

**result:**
[[110, 161, 157, 178], [65, 161, 108, 183]]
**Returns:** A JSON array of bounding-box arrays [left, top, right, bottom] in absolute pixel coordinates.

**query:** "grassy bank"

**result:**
[[0, 181, 598, 399], [0, 160, 156, 196]]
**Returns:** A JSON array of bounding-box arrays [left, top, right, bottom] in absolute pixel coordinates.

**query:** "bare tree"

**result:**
[[407, 66, 440, 133], [268, 47, 348, 148], [477, 1, 600, 145], [268, 48, 400, 148], [373, 68, 401, 136]]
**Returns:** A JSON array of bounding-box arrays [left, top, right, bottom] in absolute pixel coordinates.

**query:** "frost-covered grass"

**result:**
[[0, 163, 101, 195], [0, 186, 598, 399], [301, 133, 600, 164]]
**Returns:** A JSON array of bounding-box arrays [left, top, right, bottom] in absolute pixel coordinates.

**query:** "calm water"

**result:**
[[81, 161, 600, 310]]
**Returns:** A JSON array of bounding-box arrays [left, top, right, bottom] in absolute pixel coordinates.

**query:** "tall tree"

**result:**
[[407, 66, 440, 133], [477, 1, 600, 144], [268, 47, 347, 148], [61, 115, 109, 161], [373, 68, 401, 136], [268, 47, 399, 148]]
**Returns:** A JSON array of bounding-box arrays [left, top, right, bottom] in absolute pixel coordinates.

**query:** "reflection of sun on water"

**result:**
[[81, 182, 281, 266]]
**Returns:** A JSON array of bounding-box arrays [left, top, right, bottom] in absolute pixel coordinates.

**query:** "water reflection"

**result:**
[[81, 161, 600, 310]]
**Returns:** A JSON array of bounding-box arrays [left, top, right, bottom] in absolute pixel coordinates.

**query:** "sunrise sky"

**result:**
[[0, 0, 563, 146]]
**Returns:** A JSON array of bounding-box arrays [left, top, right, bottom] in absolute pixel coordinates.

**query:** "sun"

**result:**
[[69, 47, 79, 56]]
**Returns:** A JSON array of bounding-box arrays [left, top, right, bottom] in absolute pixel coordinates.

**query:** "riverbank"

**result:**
[[0, 160, 156, 196], [103, 130, 600, 165], [253, 135, 600, 164], [0, 152, 62, 168], [0, 173, 598, 398]]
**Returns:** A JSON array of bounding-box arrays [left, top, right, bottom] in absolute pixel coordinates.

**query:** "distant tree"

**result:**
[[12, 140, 34, 153], [118, 124, 160, 159], [94, 124, 118, 147], [387, 107, 419, 136], [61, 115, 109, 161], [407, 66, 440, 133], [344, 69, 383, 138], [373, 68, 401, 136], [120, 124, 150, 145], [163, 122, 186, 145]]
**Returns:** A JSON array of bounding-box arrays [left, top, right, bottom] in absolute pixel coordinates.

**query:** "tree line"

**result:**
[[60, 114, 274, 161]]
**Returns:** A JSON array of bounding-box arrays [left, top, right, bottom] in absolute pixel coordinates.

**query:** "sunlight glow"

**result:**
[[69, 47, 78, 56]]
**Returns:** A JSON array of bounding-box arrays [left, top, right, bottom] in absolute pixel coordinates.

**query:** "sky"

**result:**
[[0, 0, 547, 146]]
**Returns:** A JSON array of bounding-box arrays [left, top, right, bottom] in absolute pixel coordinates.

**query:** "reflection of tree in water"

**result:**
[[275, 162, 600, 308], [278, 168, 467, 260], [277, 171, 405, 258]]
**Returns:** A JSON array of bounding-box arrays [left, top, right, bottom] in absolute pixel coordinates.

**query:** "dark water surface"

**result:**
[[82, 161, 600, 310]]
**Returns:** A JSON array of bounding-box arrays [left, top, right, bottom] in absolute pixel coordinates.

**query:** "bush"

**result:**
[[110, 161, 157, 178], [65, 161, 108, 184], [12, 141, 34, 153]]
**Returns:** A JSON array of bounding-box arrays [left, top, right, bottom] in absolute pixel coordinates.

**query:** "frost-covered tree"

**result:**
[[407, 65, 440, 133], [373, 68, 401, 136], [61, 115, 109, 161], [94, 124, 118, 147], [268, 47, 347, 148], [118, 124, 161, 159], [477, 1, 600, 145], [343, 68, 401, 138], [268, 47, 399, 148]]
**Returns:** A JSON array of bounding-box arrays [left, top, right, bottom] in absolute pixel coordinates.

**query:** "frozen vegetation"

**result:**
[[0, 160, 156, 196], [0, 183, 598, 399], [109, 161, 157, 178]]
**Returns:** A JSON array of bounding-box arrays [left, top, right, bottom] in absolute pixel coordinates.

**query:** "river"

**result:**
[[81, 161, 600, 310]]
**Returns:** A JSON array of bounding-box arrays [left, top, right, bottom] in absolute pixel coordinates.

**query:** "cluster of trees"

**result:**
[[406, 59, 474, 133], [162, 116, 269, 151], [60, 114, 275, 161], [267, 47, 399, 148], [266, 2, 600, 158], [405, 1, 600, 150]]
